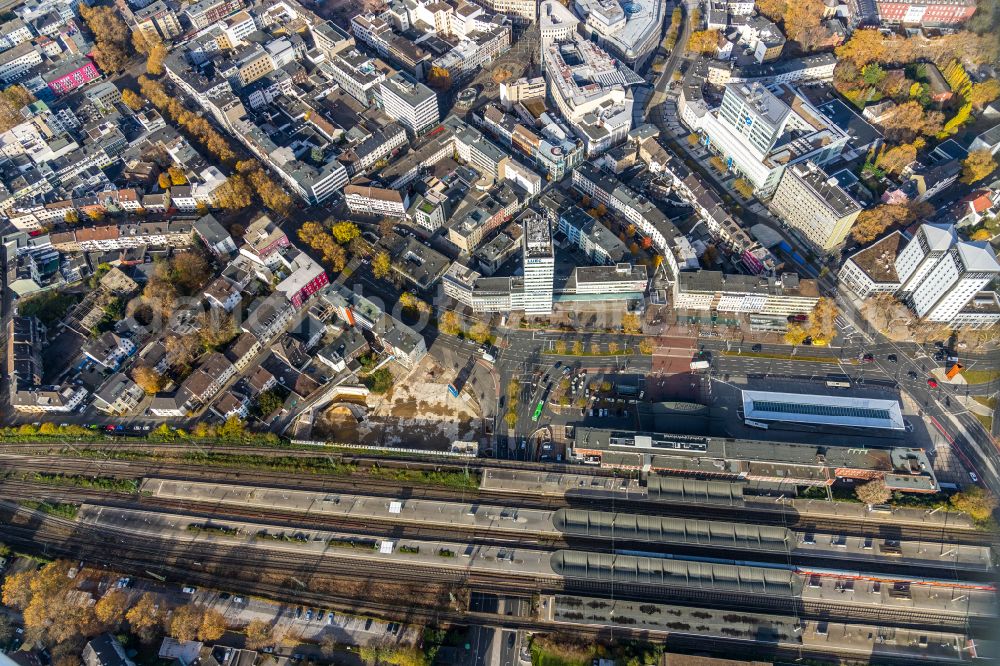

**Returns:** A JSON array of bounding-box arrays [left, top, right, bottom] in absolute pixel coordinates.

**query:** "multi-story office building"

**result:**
[[522, 214, 554, 315], [769, 161, 860, 253], [558, 205, 629, 265], [571, 163, 697, 280], [479, 0, 537, 21], [841, 223, 1000, 328], [538, 0, 578, 53], [673, 271, 821, 326], [184, 0, 244, 29], [325, 49, 386, 106], [312, 20, 354, 58], [687, 82, 849, 198], [379, 71, 440, 137], [432, 21, 511, 84], [0, 42, 42, 83], [448, 114, 508, 178], [123, 0, 182, 43], [220, 10, 256, 47], [737, 15, 785, 63], [344, 184, 409, 218], [875, 0, 977, 26], [542, 38, 642, 156], [0, 19, 32, 51], [572, 0, 666, 67], [499, 75, 546, 108]]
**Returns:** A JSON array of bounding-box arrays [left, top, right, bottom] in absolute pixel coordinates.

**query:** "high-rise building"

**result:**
[[379, 72, 440, 138], [895, 223, 955, 297], [521, 214, 554, 315], [908, 242, 1000, 323], [769, 162, 860, 253], [840, 223, 1000, 329], [688, 82, 850, 198]]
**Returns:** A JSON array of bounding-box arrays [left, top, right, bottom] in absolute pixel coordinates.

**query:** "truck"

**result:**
[[690, 360, 710, 370]]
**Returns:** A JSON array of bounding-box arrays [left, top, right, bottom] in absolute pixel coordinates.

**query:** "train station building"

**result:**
[[568, 428, 938, 493]]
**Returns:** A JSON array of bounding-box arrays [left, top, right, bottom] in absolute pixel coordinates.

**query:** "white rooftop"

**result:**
[[920, 222, 957, 252], [741, 390, 905, 431], [956, 241, 1000, 273]]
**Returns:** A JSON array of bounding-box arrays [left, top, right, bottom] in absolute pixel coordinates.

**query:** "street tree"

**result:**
[[855, 479, 892, 504], [169, 605, 203, 642], [784, 323, 808, 346], [622, 313, 641, 334], [198, 609, 228, 642], [467, 322, 491, 344], [961, 150, 998, 184], [331, 221, 361, 244], [439, 311, 461, 336], [245, 619, 273, 650], [950, 486, 998, 522], [807, 298, 838, 343], [372, 251, 391, 279], [94, 590, 129, 629], [120, 88, 143, 111]]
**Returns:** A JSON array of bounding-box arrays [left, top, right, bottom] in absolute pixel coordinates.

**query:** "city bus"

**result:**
[[532, 401, 544, 422]]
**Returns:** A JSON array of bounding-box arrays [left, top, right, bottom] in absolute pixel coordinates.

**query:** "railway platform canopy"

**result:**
[[741, 390, 906, 431], [646, 476, 745, 505], [550, 550, 798, 596], [554, 508, 790, 553]]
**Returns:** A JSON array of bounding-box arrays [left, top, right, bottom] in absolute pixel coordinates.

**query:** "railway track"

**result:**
[[0, 447, 1000, 545], [0, 453, 993, 547], [1, 523, 969, 666], [0, 501, 989, 635], [0, 479, 991, 582]]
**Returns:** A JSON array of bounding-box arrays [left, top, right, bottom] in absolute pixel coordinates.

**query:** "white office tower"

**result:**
[[695, 82, 848, 198], [894, 223, 956, 297], [379, 72, 440, 137], [522, 214, 554, 315], [907, 242, 1000, 323]]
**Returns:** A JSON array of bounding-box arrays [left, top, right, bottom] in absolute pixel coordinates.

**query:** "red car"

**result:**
[[927, 379, 938, 388]]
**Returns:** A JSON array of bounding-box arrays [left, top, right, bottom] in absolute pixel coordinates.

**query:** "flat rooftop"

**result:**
[[846, 231, 901, 284], [742, 389, 905, 431]]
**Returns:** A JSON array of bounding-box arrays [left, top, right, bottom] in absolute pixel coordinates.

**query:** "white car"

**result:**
[[969, 472, 979, 483], [182, 586, 196, 594]]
